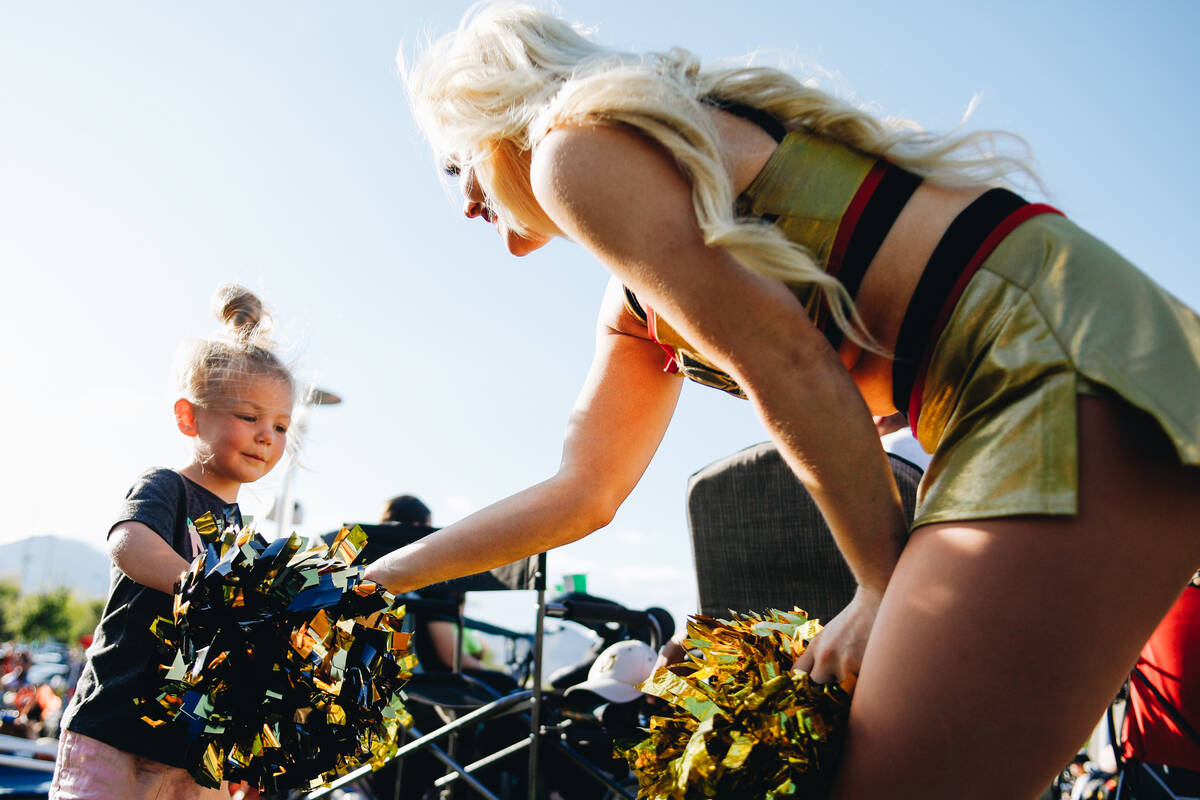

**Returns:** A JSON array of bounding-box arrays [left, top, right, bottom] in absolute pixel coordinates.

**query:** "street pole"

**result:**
[[274, 385, 342, 539]]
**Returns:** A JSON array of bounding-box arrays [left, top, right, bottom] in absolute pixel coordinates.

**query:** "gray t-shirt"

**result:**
[[60, 467, 236, 767]]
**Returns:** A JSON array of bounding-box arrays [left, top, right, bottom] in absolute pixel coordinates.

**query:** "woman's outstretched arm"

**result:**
[[531, 122, 910, 679], [363, 279, 683, 594]]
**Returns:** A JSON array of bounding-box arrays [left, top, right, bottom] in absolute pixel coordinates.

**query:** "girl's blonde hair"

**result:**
[[174, 284, 295, 410], [405, 2, 1037, 349]]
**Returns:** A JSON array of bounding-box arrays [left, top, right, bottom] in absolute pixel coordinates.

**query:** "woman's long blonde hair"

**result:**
[[404, 2, 1036, 349]]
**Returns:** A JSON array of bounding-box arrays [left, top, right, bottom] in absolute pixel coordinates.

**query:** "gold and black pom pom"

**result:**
[[138, 512, 416, 792]]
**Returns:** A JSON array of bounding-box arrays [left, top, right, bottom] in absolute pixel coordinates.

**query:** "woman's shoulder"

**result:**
[[531, 121, 696, 249], [532, 122, 666, 198]]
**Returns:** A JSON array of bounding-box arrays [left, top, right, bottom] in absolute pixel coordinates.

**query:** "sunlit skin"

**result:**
[[368, 107, 1200, 799], [175, 375, 293, 501], [456, 166, 551, 257], [382, 108, 969, 656]]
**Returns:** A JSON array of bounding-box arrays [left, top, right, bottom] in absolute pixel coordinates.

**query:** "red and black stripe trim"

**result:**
[[892, 188, 1064, 433], [623, 284, 681, 374], [823, 160, 923, 349]]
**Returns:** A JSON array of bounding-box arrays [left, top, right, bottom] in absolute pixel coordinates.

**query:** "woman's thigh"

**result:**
[[831, 394, 1200, 800]]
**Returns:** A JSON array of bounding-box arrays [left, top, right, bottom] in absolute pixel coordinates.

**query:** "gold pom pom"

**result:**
[[619, 609, 849, 799]]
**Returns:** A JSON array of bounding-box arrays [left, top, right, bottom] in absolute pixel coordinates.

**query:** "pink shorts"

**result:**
[[50, 730, 228, 800]]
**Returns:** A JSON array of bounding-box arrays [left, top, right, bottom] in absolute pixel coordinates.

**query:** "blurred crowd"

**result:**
[[0, 640, 85, 741]]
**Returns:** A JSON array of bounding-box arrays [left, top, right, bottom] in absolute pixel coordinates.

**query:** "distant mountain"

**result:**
[[0, 536, 110, 599]]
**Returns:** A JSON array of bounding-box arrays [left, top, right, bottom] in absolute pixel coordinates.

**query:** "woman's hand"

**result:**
[[652, 631, 691, 674], [792, 585, 884, 689]]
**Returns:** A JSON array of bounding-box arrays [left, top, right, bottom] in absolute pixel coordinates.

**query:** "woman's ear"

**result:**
[[174, 398, 199, 437]]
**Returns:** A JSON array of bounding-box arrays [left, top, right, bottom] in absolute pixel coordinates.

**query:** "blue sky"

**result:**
[[2, 2, 1197, 631]]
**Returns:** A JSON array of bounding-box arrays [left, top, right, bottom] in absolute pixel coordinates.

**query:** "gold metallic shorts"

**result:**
[[911, 213, 1200, 527]]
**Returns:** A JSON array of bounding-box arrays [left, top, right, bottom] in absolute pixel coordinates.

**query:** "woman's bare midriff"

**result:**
[[846, 181, 988, 412], [715, 107, 989, 414]]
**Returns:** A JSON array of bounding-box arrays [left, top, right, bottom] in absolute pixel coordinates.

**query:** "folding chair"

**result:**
[[307, 524, 661, 800], [686, 442, 922, 621]]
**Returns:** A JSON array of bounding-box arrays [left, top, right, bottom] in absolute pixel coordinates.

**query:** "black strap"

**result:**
[[172, 470, 194, 558], [824, 164, 923, 351], [700, 96, 787, 143], [891, 188, 1027, 412], [838, 166, 923, 301], [622, 285, 647, 324]]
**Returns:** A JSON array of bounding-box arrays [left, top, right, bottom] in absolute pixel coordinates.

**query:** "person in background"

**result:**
[[384, 496, 509, 685], [380, 494, 433, 527], [51, 285, 295, 800]]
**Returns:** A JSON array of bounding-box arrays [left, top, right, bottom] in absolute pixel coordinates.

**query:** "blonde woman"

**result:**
[[364, 4, 1200, 797]]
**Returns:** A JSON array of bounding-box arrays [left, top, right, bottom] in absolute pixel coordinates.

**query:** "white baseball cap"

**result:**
[[571, 640, 657, 703]]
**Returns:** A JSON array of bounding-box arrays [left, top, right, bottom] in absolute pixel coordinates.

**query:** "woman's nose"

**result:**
[[459, 169, 489, 219], [463, 197, 486, 219]]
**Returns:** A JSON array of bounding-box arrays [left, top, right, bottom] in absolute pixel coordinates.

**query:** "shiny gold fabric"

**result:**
[[734, 131, 878, 267], [914, 213, 1200, 526], [623, 129, 881, 397]]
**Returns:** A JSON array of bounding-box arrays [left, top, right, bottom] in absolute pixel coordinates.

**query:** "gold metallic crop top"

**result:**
[[624, 116, 923, 398]]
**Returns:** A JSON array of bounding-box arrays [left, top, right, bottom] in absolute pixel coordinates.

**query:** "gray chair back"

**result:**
[[686, 442, 922, 623]]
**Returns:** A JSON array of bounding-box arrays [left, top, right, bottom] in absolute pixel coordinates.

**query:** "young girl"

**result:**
[[51, 284, 295, 800], [364, 4, 1200, 798]]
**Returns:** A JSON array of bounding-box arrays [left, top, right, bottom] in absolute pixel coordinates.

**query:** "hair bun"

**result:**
[[174, 283, 294, 411], [212, 283, 273, 345]]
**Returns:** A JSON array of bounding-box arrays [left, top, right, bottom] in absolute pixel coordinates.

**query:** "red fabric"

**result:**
[[644, 306, 680, 374], [1122, 585, 1200, 771], [826, 159, 888, 280]]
